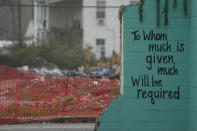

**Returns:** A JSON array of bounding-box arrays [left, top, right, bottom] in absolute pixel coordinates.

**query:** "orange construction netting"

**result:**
[[0, 66, 119, 124]]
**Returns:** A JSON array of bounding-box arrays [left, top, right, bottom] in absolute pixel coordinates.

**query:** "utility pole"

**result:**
[[18, 0, 22, 47]]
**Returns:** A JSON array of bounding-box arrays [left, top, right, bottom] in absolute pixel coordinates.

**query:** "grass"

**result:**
[[2, 102, 63, 118], [18, 103, 63, 117], [18, 108, 46, 117]]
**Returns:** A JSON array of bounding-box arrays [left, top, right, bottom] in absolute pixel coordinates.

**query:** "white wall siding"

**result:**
[[49, 7, 82, 29], [83, 0, 139, 58]]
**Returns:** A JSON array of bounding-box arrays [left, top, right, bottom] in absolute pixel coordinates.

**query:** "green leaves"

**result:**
[[0, 42, 86, 70]]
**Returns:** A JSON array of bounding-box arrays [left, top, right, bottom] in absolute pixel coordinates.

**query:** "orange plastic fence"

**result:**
[[0, 66, 119, 124], [0, 65, 43, 80]]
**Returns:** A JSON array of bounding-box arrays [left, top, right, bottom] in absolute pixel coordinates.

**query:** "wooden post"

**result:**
[[120, 11, 123, 95]]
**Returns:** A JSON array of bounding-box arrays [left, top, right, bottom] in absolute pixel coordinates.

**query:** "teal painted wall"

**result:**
[[190, 0, 197, 130], [99, 0, 196, 131]]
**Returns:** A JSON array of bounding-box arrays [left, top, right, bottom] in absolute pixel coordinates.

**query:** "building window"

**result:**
[[37, 1, 47, 29], [41, 5, 47, 28], [96, 1, 106, 19], [96, 39, 105, 58]]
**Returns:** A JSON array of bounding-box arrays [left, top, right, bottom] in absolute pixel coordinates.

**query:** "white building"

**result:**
[[83, 0, 139, 58], [32, 0, 82, 45], [32, 0, 139, 58]]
